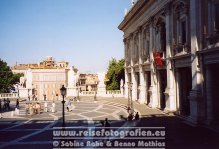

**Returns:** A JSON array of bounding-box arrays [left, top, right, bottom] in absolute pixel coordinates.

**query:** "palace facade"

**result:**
[[119, 0, 219, 125], [12, 56, 79, 101]]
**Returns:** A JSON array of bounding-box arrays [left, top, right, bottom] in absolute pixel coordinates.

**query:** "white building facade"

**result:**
[[12, 57, 79, 101], [119, 0, 219, 126]]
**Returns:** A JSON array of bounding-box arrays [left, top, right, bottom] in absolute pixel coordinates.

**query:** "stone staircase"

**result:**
[[18, 109, 26, 116]]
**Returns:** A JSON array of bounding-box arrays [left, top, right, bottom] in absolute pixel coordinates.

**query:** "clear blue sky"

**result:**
[[0, 0, 131, 73]]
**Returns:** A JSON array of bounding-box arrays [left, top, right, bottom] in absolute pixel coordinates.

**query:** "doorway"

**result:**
[[177, 67, 192, 116], [158, 70, 167, 110]]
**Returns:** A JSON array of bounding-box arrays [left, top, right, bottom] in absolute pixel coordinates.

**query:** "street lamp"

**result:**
[[76, 82, 80, 101], [94, 81, 98, 102], [60, 85, 66, 128]]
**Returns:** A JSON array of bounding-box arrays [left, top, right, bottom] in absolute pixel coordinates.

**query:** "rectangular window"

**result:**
[[181, 20, 186, 44]]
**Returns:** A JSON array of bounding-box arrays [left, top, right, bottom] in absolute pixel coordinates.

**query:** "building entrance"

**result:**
[[206, 64, 219, 122], [158, 70, 167, 110], [177, 67, 192, 116], [145, 71, 151, 105]]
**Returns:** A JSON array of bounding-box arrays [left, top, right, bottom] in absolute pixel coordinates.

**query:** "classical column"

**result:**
[[188, 0, 205, 124], [164, 5, 176, 111], [148, 20, 158, 108], [138, 27, 146, 104], [129, 34, 137, 101], [139, 66, 146, 104], [131, 68, 137, 101], [175, 69, 180, 112], [124, 38, 129, 98]]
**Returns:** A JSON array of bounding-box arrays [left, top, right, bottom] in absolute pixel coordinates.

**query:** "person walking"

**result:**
[[16, 99, 19, 109], [128, 112, 133, 121], [6, 98, 10, 110], [134, 112, 139, 120], [3, 99, 6, 111], [67, 100, 72, 112]]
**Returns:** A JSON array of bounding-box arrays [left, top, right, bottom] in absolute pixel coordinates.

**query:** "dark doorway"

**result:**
[[145, 71, 151, 104], [178, 67, 192, 116], [209, 64, 219, 120], [158, 70, 167, 110], [136, 72, 140, 100]]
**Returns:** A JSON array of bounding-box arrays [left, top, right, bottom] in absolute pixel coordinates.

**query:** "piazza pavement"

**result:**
[[0, 97, 218, 149]]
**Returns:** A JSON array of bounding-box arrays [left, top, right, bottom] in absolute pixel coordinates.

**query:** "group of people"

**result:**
[[43, 101, 56, 113], [0, 98, 11, 111], [25, 102, 41, 115], [25, 101, 56, 115], [128, 112, 140, 121]]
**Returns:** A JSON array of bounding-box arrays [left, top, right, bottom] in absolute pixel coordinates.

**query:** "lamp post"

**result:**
[[60, 85, 66, 128], [76, 82, 80, 101], [94, 81, 98, 102]]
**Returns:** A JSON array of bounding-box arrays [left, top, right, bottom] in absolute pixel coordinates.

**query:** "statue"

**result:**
[[20, 77, 26, 88], [120, 79, 124, 88]]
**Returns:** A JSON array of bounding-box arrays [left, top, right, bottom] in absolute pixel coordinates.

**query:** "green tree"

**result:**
[[0, 59, 23, 93], [106, 58, 125, 90]]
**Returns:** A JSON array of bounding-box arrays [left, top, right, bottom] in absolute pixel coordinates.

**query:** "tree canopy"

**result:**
[[0, 59, 23, 93], [106, 58, 125, 90]]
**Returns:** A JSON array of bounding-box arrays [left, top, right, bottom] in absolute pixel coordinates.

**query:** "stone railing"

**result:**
[[0, 93, 19, 99], [106, 90, 121, 94], [79, 90, 124, 97], [80, 91, 96, 96]]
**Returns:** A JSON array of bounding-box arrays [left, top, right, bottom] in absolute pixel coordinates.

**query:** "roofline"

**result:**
[[118, 0, 149, 31]]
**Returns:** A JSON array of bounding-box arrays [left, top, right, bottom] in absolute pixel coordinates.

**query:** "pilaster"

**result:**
[[164, 4, 176, 111], [148, 20, 158, 108], [188, 0, 205, 124], [139, 66, 146, 104]]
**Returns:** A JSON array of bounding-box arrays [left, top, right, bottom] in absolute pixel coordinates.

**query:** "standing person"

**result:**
[[16, 99, 19, 109], [29, 103, 34, 115], [128, 112, 133, 121], [134, 112, 139, 120], [6, 98, 10, 111], [25, 103, 29, 115], [3, 99, 6, 111], [44, 102, 48, 112], [52, 101, 56, 113], [67, 100, 72, 112], [36, 102, 40, 115]]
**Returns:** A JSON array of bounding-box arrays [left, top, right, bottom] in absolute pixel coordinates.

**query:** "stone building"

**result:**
[[12, 56, 79, 100], [78, 73, 99, 92], [119, 0, 219, 125]]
